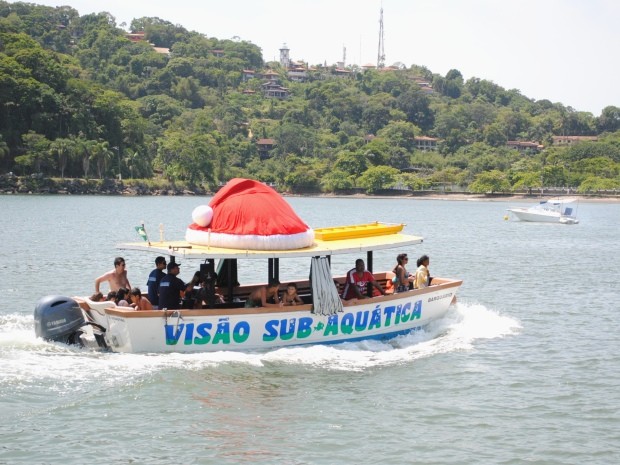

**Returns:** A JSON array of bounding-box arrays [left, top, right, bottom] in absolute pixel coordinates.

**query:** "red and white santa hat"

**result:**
[[185, 178, 315, 250]]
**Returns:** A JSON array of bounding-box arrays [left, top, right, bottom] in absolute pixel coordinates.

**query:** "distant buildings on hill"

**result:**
[[124, 33, 599, 156], [551, 135, 598, 146], [238, 43, 436, 99], [252, 133, 599, 161], [125, 31, 170, 55]]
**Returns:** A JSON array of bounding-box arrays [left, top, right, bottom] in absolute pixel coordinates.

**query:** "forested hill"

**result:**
[[1, 1, 619, 194]]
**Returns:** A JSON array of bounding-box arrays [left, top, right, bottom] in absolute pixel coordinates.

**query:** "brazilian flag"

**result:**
[[135, 225, 148, 242]]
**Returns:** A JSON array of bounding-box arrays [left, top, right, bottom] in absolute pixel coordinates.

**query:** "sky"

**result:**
[[16, 0, 620, 115]]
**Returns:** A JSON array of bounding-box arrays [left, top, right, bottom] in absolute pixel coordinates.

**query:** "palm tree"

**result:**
[[93, 141, 113, 179], [0, 136, 9, 169], [49, 138, 72, 178], [126, 150, 140, 179], [76, 136, 95, 179]]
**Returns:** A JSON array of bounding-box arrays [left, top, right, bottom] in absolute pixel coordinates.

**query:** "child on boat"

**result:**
[[282, 283, 304, 306], [129, 287, 153, 311]]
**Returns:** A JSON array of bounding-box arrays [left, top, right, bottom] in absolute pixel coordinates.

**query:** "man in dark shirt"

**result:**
[[158, 262, 189, 310], [146, 256, 166, 309]]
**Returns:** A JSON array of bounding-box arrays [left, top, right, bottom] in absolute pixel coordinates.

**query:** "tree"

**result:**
[[357, 166, 400, 194], [274, 122, 316, 158], [0, 135, 9, 166], [16, 131, 51, 173], [334, 150, 368, 178], [361, 93, 394, 134], [511, 171, 542, 191], [483, 123, 507, 147], [49, 137, 73, 178], [573, 156, 618, 179], [429, 167, 464, 188], [541, 165, 567, 187], [468, 170, 510, 193], [395, 88, 433, 131], [92, 141, 113, 179], [376, 120, 417, 151], [156, 131, 218, 186], [597, 106, 620, 133], [320, 169, 354, 192], [578, 176, 620, 193], [400, 172, 431, 190], [75, 137, 96, 179]]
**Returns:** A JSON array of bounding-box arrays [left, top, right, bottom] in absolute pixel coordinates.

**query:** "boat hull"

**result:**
[[85, 279, 461, 353], [507, 198, 579, 224], [508, 208, 562, 223]]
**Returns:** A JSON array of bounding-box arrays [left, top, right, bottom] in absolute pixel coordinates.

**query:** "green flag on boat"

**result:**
[[135, 225, 148, 242]]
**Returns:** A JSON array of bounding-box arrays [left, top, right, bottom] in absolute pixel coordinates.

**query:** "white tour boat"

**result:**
[[34, 179, 462, 353], [507, 197, 579, 224]]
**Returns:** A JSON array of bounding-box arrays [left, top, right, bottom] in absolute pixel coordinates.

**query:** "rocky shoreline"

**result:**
[[0, 174, 208, 196]]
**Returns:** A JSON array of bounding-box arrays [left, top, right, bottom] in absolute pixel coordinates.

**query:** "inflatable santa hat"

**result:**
[[185, 178, 315, 250]]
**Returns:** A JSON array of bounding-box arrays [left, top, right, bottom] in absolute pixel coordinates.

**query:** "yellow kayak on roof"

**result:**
[[314, 222, 405, 241]]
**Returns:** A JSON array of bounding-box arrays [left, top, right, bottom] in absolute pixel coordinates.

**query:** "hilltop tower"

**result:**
[[279, 43, 290, 68], [377, 6, 385, 68]]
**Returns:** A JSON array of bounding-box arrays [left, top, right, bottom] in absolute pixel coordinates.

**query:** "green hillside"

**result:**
[[1, 1, 619, 194]]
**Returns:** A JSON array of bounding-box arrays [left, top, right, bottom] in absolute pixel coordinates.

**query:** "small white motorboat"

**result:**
[[507, 197, 579, 224]]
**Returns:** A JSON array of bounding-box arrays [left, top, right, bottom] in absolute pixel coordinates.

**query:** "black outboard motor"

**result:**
[[34, 295, 108, 349]]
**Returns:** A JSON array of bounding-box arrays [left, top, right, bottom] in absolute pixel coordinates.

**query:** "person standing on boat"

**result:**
[[414, 255, 431, 289], [342, 259, 386, 300], [158, 262, 190, 310], [393, 253, 412, 293], [95, 257, 131, 294], [146, 256, 166, 309]]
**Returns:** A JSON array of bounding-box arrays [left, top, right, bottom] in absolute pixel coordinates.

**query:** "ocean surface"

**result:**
[[1, 195, 619, 465]]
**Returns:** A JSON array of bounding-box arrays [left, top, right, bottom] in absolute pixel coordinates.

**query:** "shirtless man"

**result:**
[[245, 279, 283, 308], [95, 257, 131, 294]]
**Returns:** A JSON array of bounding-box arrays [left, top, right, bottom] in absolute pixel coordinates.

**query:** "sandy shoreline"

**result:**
[[308, 193, 620, 203]]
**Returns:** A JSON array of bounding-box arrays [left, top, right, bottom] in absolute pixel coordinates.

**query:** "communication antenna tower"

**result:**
[[343, 45, 346, 66], [377, 5, 385, 68]]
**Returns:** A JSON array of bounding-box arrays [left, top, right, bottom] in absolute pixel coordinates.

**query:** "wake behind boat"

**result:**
[[507, 197, 579, 224], [34, 179, 462, 353]]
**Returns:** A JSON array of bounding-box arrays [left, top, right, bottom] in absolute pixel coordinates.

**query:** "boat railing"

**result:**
[[79, 273, 461, 314]]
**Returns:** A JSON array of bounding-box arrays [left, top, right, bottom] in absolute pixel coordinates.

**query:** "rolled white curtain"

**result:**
[[310, 257, 343, 316]]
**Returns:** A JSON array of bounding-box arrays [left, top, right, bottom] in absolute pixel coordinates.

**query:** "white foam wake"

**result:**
[[0, 302, 520, 389]]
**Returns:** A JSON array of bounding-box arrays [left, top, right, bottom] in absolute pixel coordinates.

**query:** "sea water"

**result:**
[[0, 195, 619, 464]]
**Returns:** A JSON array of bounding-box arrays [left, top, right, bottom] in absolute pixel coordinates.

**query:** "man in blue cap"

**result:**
[[158, 262, 191, 310]]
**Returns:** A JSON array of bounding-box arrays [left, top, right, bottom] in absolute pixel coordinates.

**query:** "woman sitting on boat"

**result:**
[[414, 255, 431, 289], [245, 279, 284, 308], [392, 253, 412, 293]]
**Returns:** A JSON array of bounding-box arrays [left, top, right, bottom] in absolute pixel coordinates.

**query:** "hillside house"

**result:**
[[552, 136, 598, 146], [257, 138, 276, 159], [414, 136, 439, 151], [506, 141, 544, 153]]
